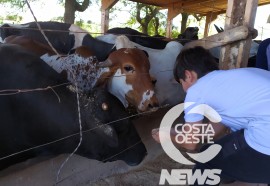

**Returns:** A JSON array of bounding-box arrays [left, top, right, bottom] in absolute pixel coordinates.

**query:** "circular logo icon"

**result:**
[[159, 102, 222, 165]]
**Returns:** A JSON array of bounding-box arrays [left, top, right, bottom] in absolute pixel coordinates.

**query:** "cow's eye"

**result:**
[[124, 65, 134, 72], [102, 103, 109, 111]]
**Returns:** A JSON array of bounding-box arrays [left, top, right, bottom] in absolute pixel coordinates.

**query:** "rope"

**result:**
[[25, 0, 61, 56], [56, 70, 83, 183]]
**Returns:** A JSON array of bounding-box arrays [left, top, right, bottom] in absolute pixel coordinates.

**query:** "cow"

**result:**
[[4, 35, 57, 56], [105, 27, 169, 49], [3, 34, 159, 112], [96, 34, 186, 106], [0, 21, 115, 61], [177, 27, 199, 45], [103, 26, 200, 48], [0, 43, 147, 171], [209, 25, 259, 67]]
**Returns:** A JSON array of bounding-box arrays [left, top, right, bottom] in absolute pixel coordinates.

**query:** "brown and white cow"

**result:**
[[4, 34, 159, 112], [95, 48, 159, 112]]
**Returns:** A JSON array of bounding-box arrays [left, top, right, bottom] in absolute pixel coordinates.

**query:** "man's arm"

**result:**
[[210, 122, 230, 140], [152, 121, 230, 152]]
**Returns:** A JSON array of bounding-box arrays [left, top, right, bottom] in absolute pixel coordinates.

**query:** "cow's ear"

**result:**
[[142, 50, 149, 58], [93, 70, 114, 88], [97, 59, 113, 68], [94, 59, 115, 87], [68, 48, 76, 55]]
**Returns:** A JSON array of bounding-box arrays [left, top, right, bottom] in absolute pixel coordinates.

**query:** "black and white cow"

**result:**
[[0, 21, 114, 61], [0, 43, 146, 170], [209, 25, 259, 67], [105, 27, 169, 49]]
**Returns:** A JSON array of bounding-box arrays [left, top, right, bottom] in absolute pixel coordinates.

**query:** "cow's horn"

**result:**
[[97, 59, 113, 68]]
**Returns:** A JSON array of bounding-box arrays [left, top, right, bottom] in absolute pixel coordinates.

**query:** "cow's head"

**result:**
[[95, 48, 159, 112], [178, 27, 199, 40]]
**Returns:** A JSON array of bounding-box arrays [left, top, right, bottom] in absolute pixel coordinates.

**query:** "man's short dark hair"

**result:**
[[173, 46, 219, 82]]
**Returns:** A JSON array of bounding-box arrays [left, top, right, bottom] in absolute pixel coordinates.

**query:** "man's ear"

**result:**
[[184, 70, 197, 83], [184, 70, 192, 82]]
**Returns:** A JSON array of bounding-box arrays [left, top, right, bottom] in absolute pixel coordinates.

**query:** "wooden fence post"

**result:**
[[219, 0, 258, 69], [101, 0, 119, 34]]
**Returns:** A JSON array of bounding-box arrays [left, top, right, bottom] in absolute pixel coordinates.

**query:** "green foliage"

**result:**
[[5, 14, 22, 22], [0, 0, 27, 9], [51, 16, 64, 22], [75, 19, 84, 27], [126, 17, 137, 27], [171, 30, 180, 38]]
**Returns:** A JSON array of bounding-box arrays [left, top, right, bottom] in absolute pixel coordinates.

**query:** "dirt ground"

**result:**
[[0, 108, 267, 186]]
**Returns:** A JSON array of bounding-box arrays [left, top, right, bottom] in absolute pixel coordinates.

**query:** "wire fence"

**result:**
[[0, 2, 177, 184], [0, 0, 265, 184]]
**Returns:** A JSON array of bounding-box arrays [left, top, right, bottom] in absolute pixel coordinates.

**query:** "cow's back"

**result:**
[[0, 22, 74, 54]]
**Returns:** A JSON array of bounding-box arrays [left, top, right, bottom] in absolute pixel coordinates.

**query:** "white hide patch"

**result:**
[[41, 53, 108, 92], [115, 35, 135, 50], [6, 23, 30, 28], [68, 24, 87, 49], [96, 34, 116, 44], [138, 90, 154, 111], [108, 69, 132, 108]]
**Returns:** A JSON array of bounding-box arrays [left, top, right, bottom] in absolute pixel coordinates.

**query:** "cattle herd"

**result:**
[[0, 21, 259, 172]]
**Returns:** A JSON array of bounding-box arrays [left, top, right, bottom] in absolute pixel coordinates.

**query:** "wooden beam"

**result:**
[[219, 0, 258, 69], [165, 0, 227, 8], [101, 0, 118, 10], [101, 0, 119, 34], [166, 6, 182, 37], [204, 12, 218, 37], [101, 9, 109, 34], [183, 25, 252, 50]]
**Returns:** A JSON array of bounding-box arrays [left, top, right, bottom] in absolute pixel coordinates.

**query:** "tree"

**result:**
[[63, 0, 90, 23], [135, 3, 159, 34], [180, 13, 189, 34], [0, 0, 25, 7], [113, 1, 167, 36], [180, 13, 203, 34]]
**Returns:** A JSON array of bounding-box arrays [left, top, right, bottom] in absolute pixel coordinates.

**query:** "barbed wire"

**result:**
[[0, 24, 238, 44], [2, 21, 264, 46], [23, 1, 83, 183], [55, 132, 156, 184], [0, 103, 170, 162], [0, 82, 70, 96], [0, 0, 261, 183], [56, 71, 83, 183], [0, 68, 178, 97], [25, 0, 60, 56]]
